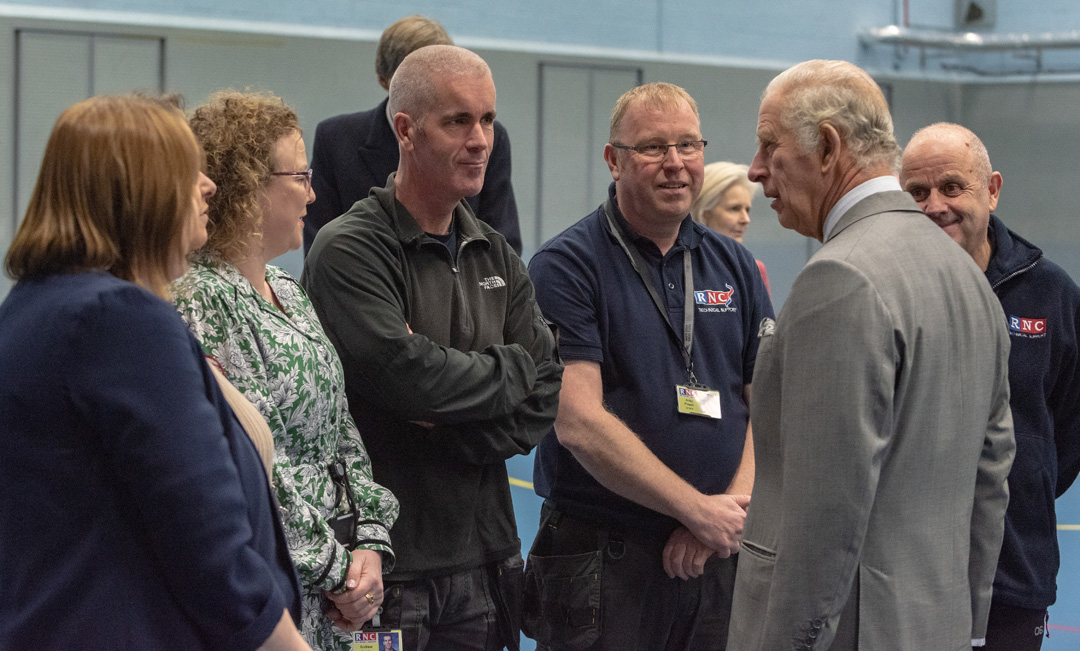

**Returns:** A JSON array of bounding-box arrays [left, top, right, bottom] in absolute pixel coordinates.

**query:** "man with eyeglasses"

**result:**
[[523, 82, 773, 651]]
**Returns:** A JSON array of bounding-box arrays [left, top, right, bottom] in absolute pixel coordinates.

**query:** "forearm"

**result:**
[[724, 385, 755, 495], [305, 241, 539, 423], [725, 421, 755, 496], [559, 406, 705, 525], [556, 360, 747, 553], [429, 358, 562, 464], [272, 461, 353, 591]]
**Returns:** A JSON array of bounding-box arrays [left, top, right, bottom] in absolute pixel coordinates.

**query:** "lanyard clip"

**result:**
[[687, 361, 701, 387]]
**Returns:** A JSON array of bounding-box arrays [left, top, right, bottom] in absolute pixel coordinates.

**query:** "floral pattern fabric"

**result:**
[[173, 257, 398, 651]]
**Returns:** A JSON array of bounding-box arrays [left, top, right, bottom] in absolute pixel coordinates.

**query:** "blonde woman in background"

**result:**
[[690, 161, 770, 294]]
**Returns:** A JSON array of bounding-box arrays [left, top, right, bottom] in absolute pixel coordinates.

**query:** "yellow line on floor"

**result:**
[[1060, 524, 1080, 531], [508, 476, 534, 490]]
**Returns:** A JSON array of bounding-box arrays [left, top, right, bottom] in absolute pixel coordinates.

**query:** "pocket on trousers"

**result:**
[[522, 550, 602, 650], [492, 554, 525, 651]]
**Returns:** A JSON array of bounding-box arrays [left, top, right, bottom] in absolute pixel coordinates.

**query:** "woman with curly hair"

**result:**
[[172, 90, 398, 650], [0, 94, 308, 650]]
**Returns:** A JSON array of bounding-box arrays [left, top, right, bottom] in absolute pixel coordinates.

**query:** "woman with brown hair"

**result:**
[[174, 90, 398, 650], [0, 95, 309, 650]]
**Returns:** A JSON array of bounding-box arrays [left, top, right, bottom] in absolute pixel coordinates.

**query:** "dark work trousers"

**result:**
[[981, 601, 1047, 651], [523, 501, 737, 651], [379, 554, 524, 651]]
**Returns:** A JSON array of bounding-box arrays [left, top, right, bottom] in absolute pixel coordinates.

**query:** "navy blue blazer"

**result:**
[[304, 98, 522, 254], [0, 272, 301, 650]]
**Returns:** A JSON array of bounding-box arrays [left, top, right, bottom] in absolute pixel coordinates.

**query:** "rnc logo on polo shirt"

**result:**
[[694, 285, 737, 313], [694, 285, 735, 306]]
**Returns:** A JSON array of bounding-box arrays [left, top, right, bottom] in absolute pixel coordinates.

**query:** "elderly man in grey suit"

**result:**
[[727, 59, 1016, 651]]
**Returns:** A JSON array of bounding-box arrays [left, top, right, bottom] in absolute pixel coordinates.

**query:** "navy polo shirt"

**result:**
[[530, 184, 774, 534]]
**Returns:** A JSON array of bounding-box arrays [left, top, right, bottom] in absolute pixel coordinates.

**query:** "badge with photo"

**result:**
[[351, 629, 402, 651]]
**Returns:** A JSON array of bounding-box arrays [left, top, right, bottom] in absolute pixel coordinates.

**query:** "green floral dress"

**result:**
[[173, 256, 398, 651]]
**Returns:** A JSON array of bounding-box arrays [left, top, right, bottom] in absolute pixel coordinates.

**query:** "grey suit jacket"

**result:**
[[727, 191, 1015, 651]]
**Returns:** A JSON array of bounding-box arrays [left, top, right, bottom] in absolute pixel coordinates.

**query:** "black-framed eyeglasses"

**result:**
[[610, 140, 707, 160], [270, 168, 313, 190]]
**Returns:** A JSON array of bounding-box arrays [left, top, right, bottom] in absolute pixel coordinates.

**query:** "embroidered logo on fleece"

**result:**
[[694, 285, 737, 313], [479, 276, 506, 290], [1008, 315, 1047, 339]]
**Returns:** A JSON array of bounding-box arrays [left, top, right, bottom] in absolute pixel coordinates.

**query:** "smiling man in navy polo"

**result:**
[[902, 123, 1080, 651], [522, 82, 774, 651]]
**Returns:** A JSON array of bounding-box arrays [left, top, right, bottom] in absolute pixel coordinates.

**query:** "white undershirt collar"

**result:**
[[822, 175, 901, 241]]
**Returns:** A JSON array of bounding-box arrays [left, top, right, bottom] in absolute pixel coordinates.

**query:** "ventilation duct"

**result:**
[[859, 25, 1080, 77]]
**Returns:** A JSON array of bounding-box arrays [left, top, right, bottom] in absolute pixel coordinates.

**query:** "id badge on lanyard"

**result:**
[[676, 383, 723, 419], [351, 629, 403, 650], [353, 612, 404, 650]]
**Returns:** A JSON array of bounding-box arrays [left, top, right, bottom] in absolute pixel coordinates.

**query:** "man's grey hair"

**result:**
[[766, 60, 899, 171], [388, 44, 492, 123], [905, 122, 993, 183]]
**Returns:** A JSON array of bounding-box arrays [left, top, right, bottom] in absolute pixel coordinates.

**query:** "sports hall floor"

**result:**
[[504, 451, 1080, 651]]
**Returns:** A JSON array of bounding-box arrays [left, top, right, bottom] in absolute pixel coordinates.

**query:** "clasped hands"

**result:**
[[324, 549, 384, 632], [663, 493, 750, 580]]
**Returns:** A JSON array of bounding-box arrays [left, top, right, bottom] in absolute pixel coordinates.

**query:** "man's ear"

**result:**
[[393, 113, 414, 152], [987, 170, 1003, 212], [819, 123, 843, 173], [603, 143, 621, 181]]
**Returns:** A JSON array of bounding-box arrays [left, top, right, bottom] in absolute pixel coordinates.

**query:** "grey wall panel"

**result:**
[[535, 64, 640, 247], [589, 68, 642, 205], [92, 35, 163, 95], [7, 29, 162, 300], [484, 49, 542, 257], [536, 65, 590, 246], [0, 26, 13, 299], [15, 31, 90, 230]]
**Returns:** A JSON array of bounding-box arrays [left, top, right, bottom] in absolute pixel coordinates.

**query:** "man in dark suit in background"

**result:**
[[304, 14, 522, 253]]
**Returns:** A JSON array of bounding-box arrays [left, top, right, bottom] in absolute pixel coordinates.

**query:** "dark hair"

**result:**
[[375, 15, 452, 85]]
